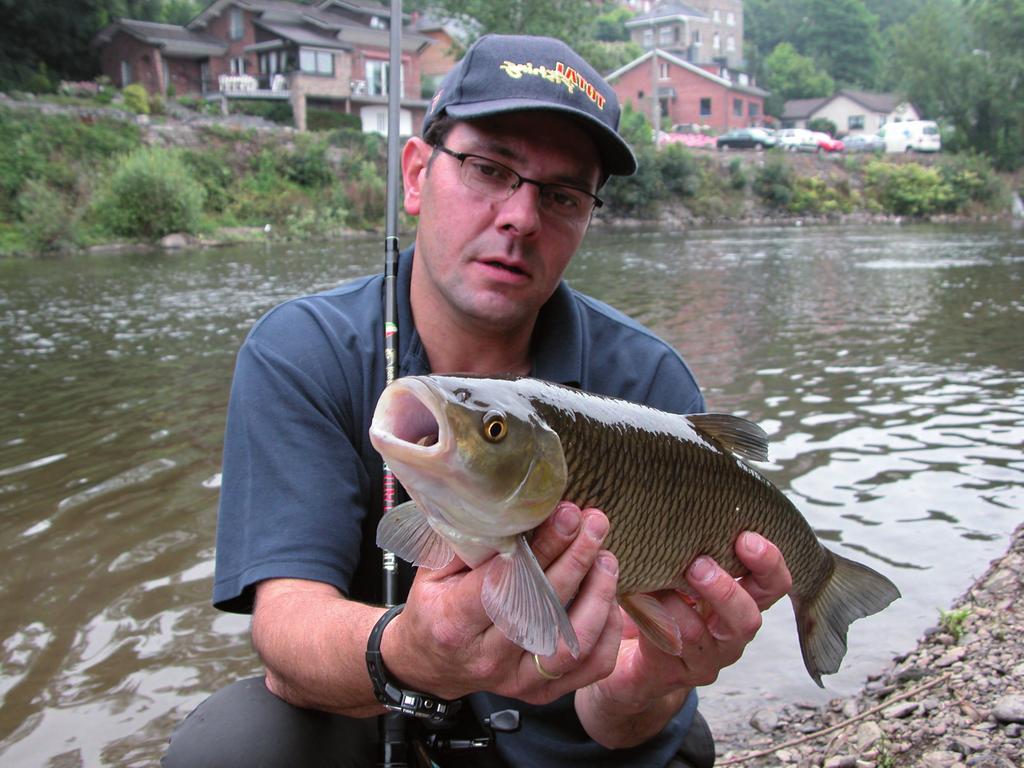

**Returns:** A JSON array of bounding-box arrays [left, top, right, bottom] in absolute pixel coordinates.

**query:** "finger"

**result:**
[[529, 501, 582, 569], [542, 509, 609, 605], [734, 532, 792, 611], [685, 555, 762, 645], [523, 553, 622, 687]]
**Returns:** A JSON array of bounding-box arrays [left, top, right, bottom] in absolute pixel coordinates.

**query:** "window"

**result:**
[[733, 98, 743, 117], [366, 59, 404, 95], [713, 10, 720, 22], [643, 29, 653, 46], [300, 48, 333, 76], [848, 114, 865, 130], [727, 12, 735, 26], [749, 102, 760, 117], [229, 8, 244, 40], [120, 59, 132, 86], [692, 30, 701, 45], [659, 26, 673, 45], [659, 62, 669, 79], [230, 56, 246, 75], [700, 97, 712, 116], [727, 36, 735, 52], [713, 32, 720, 50]]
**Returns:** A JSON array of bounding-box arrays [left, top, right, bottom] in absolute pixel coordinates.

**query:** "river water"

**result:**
[[1, 224, 1021, 765]]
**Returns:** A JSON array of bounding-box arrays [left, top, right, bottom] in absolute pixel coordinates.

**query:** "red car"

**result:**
[[812, 131, 845, 153]]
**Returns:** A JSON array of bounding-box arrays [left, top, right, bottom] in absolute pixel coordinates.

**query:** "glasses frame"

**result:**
[[432, 144, 603, 221]]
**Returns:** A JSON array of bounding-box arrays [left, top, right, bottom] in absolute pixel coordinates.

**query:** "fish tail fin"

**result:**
[[793, 551, 901, 687]]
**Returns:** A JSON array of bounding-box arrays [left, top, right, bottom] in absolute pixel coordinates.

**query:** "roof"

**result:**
[[831, 89, 905, 114], [626, 1, 709, 26], [93, 19, 228, 57], [607, 49, 768, 97], [252, 20, 352, 50], [783, 90, 911, 120], [781, 97, 827, 120]]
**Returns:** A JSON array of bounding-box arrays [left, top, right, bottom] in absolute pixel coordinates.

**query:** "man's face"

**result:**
[[403, 111, 602, 336]]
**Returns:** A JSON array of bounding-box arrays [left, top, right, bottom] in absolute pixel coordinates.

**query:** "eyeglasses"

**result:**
[[433, 144, 602, 222]]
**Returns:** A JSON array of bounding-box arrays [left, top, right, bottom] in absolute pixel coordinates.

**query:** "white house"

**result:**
[[781, 89, 920, 136]]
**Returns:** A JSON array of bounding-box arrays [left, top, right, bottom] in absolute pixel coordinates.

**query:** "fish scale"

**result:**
[[370, 374, 901, 685]]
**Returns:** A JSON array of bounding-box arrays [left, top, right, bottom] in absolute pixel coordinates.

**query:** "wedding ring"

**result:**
[[533, 653, 563, 680]]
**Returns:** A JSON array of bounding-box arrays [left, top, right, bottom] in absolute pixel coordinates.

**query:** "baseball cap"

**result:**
[[422, 34, 637, 177]]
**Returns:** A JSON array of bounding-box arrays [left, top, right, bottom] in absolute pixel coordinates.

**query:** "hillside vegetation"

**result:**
[[0, 101, 1013, 257]]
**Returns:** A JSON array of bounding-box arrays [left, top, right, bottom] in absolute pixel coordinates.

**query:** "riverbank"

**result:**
[[2, 95, 1019, 258], [712, 523, 1024, 767]]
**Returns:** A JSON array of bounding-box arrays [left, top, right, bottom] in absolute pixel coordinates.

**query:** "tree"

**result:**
[[884, 0, 1024, 169], [761, 43, 834, 117], [410, 0, 595, 49]]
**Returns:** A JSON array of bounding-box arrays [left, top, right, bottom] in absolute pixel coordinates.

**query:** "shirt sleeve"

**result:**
[[213, 296, 376, 613]]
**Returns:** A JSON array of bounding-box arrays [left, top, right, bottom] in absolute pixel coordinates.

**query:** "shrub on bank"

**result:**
[[864, 161, 954, 216], [18, 178, 78, 252], [123, 84, 150, 115], [92, 147, 205, 239]]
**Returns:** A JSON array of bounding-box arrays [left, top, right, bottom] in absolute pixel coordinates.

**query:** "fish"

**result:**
[[368, 375, 900, 686]]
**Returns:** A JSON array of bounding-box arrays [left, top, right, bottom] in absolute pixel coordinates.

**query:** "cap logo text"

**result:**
[[498, 60, 606, 110]]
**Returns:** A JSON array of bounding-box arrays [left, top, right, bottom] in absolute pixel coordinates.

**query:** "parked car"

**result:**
[[812, 132, 845, 153], [775, 128, 819, 152], [877, 120, 941, 153], [844, 133, 885, 153], [657, 130, 718, 149], [716, 128, 777, 150]]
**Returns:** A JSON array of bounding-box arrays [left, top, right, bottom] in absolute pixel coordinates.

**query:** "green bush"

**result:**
[[307, 108, 361, 132], [753, 158, 795, 207], [123, 84, 150, 115], [864, 161, 954, 216], [600, 145, 663, 215], [788, 176, 853, 215], [93, 147, 205, 238], [340, 159, 385, 229], [280, 135, 334, 187], [231, 99, 293, 125], [0, 108, 140, 216], [936, 153, 1004, 208], [18, 178, 77, 252], [182, 149, 235, 213], [659, 144, 703, 198], [727, 157, 747, 191]]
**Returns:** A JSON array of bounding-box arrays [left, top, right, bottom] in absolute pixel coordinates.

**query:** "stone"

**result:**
[[921, 750, 966, 766], [854, 720, 884, 751], [992, 694, 1024, 724], [884, 701, 920, 718], [824, 756, 859, 768], [749, 707, 779, 733], [936, 646, 969, 667]]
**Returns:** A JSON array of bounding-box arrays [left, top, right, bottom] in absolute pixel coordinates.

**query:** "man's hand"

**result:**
[[575, 530, 792, 749], [382, 503, 624, 705]]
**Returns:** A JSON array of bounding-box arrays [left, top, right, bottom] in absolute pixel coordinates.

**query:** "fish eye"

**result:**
[[482, 410, 508, 442]]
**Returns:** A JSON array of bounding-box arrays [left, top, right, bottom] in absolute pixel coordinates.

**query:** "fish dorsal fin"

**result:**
[[619, 593, 683, 656], [376, 500, 455, 569], [481, 535, 580, 658], [689, 413, 769, 462]]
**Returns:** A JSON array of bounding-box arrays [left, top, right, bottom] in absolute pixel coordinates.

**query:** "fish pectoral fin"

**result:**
[[689, 413, 770, 462], [375, 500, 455, 569], [481, 535, 580, 659], [620, 593, 683, 657]]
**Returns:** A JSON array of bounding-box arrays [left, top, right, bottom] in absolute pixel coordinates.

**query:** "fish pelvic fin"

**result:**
[[375, 500, 455, 569], [794, 550, 901, 687], [620, 593, 683, 656], [689, 414, 769, 462], [481, 535, 580, 659]]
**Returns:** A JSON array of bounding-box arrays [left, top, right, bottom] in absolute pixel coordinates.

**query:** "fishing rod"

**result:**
[[379, 0, 404, 765]]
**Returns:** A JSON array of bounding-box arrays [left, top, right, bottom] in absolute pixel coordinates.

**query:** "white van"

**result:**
[[878, 120, 941, 153]]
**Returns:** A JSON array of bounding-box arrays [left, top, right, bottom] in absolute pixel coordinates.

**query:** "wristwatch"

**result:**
[[365, 603, 461, 722]]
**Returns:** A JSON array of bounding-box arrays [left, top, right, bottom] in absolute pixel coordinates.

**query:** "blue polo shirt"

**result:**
[[214, 247, 706, 766]]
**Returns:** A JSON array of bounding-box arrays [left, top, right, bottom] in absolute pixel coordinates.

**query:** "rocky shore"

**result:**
[[712, 524, 1024, 767]]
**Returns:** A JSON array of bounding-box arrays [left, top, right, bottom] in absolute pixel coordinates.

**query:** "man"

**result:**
[[164, 34, 791, 767]]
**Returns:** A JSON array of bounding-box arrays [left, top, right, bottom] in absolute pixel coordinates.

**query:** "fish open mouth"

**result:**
[[369, 377, 449, 462]]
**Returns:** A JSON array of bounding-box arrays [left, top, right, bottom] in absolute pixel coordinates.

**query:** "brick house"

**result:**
[[94, 0, 444, 134], [607, 49, 767, 133], [625, 0, 747, 71]]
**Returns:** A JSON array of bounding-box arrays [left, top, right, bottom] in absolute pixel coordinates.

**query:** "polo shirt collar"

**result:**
[[395, 246, 583, 386]]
